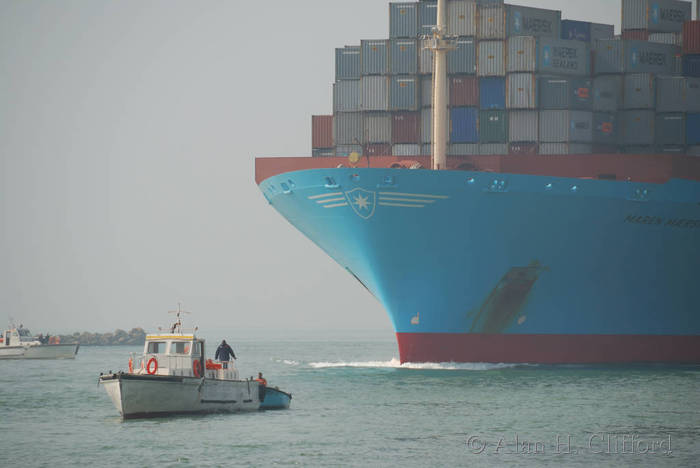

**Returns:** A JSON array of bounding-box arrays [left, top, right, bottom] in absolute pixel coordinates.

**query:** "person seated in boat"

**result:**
[[214, 340, 236, 369], [37, 333, 44, 343], [255, 372, 267, 387]]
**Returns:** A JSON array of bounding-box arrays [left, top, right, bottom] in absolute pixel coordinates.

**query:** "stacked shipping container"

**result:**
[[311, 0, 697, 157]]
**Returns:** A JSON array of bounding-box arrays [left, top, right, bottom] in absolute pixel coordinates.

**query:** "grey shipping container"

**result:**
[[335, 145, 363, 157], [538, 37, 590, 76], [594, 40, 679, 75], [621, 110, 655, 145], [591, 23, 616, 41], [539, 110, 594, 143], [479, 143, 509, 154], [506, 4, 561, 38], [362, 40, 389, 75], [624, 73, 656, 109], [507, 36, 589, 75], [538, 143, 592, 154], [334, 113, 364, 145], [418, 1, 438, 36], [448, 37, 477, 74], [593, 112, 619, 144], [649, 32, 683, 46], [364, 113, 392, 143], [336, 47, 362, 80], [392, 144, 421, 156], [419, 40, 432, 74], [622, 145, 656, 154], [449, 143, 480, 155], [477, 5, 506, 40], [479, 110, 508, 142], [362, 76, 389, 111], [391, 39, 418, 75], [622, 0, 691, 33], [506, 73, 537, 109], [447, 1, 477, 37], [656, 75, 686, 112], [421, 107, 449, 144], [687, 78, 700, 112], [477, 40, 505, 76], [539, 76, 593, 110], [593, 75, 624, 111], [507, 36, 537, 73], [655, 113, 685, 145], [390, 76, 420, 111], [390, 3, 418, 38], [333, 80, 361, 112], [687, 146, 700, 156], [508, 110, 538, 142], [312, 148, 335, 158]]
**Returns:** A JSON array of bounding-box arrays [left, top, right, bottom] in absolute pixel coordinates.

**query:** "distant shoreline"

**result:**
[[56, 328, 146, 346]]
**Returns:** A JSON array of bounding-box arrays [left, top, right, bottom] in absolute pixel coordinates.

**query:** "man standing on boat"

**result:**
[[215, 340, 236, 368]]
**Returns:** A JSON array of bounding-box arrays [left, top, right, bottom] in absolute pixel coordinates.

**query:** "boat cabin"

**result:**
[[132, 333, 239, 380], [3, 327, 35, 347]]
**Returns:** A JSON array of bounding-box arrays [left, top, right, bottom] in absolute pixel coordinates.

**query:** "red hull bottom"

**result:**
[[396, 333, 700, 364]]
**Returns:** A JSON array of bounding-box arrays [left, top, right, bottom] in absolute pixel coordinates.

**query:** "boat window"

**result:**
[[147, 342, 166, 354], [192, 342, 202, 356], [170, 342, 191, 355]]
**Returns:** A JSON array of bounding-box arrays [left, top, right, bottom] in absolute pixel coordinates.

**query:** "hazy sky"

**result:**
[[1, 0, 697, 334]]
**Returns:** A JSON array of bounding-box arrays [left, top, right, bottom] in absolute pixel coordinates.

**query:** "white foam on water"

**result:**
[[275, 359, 300, 366], [308, 358, 523, 371]]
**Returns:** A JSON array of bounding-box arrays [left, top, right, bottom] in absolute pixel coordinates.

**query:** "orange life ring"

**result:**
[[146, 357, 158, 375], [193, 360, 202, 378], [128, 357, 134, 373]]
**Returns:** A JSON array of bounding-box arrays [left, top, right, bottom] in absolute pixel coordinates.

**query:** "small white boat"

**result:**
[[99, 306, 290, 419], [0, 325, 79, 360]]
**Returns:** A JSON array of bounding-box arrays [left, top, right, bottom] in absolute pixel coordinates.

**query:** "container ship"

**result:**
[[256, 0, 700, 364]]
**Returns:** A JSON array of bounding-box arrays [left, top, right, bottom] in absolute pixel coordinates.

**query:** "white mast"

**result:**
[[430, 0, 452, 171]]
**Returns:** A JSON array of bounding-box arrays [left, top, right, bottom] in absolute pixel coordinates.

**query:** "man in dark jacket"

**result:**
[[215, 340, 236, 368]]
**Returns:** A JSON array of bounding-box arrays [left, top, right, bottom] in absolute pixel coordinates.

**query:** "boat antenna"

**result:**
[[167, 302, 190, 334], [426, 0, 454, 171]]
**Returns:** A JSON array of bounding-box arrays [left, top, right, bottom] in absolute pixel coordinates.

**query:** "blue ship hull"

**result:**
[[259, 167, 700, 363]]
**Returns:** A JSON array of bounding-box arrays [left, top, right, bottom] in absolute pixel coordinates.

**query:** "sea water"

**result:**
[[1, 329, 698, 467]]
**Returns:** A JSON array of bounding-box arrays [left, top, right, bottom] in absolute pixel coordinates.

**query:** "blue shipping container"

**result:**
[[419, 1, 437, 36], [390, 3, 418, 38], [561, 20, 590, 42], [336, 47, 362, 80], [450, 107, 479, 143], [687, 113, 700, 145], [683, 55, 700, 78], [479, 77, 506, 109]]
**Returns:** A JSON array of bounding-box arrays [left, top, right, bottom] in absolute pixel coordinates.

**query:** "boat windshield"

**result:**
[[169, 342, 191, 355], [147, 341, 166, 354]]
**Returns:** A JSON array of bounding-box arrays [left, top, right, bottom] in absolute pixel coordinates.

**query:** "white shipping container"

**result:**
[[362, 76, 389, 111], [364, 113, 392, 143], [392, 144, 421, 156], [507, 36, 537, 73], [477, 41, 505, 76], [477, 5, 506, 39], [508, 110, 538, 142], [447, 0, 477, 36], [506, 73, 537, 109]]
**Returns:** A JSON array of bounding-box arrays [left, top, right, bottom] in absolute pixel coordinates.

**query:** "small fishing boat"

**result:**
[[99, 306, 291, 419], [0, 324, 79, 359], [260, 387, 292, 410]]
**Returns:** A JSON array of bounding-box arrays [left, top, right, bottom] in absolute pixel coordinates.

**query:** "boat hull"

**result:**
[[0, 343, 80, 359], [260, 387, 292, 410], [259, 167, 700, 364], [100, 373, 262, 419]]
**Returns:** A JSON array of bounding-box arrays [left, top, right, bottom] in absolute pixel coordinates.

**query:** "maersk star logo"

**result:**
[[345, 188, 376, 220]]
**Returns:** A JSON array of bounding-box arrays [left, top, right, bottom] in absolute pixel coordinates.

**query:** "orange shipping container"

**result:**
[[684, 21, 700, 55], [312, 115, 333, 149]]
